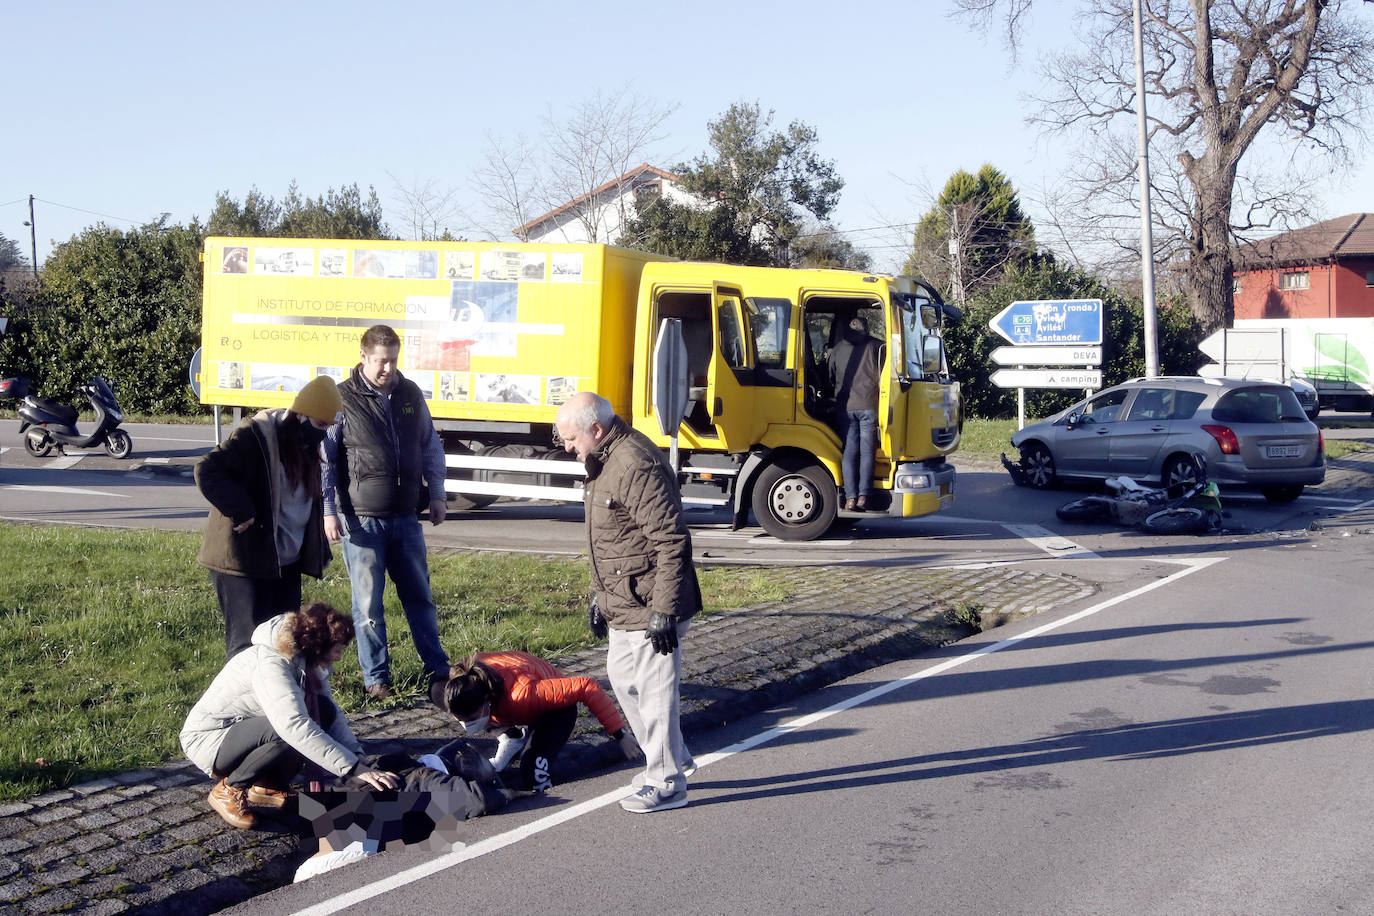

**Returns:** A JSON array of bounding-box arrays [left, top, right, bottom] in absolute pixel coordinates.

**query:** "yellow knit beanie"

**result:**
[[291, 376, 343, 424]]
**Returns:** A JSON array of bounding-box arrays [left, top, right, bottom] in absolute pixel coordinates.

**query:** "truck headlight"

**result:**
[[896, 472, 931, 490]]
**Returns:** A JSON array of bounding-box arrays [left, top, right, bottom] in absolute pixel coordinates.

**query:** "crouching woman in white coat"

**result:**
[[180, 601, 400, 829]]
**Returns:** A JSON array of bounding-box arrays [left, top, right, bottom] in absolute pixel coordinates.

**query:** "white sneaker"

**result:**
[[293, 841, 374, 882], [489, 727, 529, 772], [620, 784, 688, 814]]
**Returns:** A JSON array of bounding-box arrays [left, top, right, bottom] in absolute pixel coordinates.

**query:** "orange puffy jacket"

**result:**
[[479, 651, 627, 735]]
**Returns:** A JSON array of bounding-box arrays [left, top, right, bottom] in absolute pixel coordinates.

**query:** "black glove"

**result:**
[[588, 595, 608, 640], [645, 612, 678, 656]]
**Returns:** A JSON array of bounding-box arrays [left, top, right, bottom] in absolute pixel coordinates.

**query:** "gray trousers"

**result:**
[[607, 621, 691, 792]]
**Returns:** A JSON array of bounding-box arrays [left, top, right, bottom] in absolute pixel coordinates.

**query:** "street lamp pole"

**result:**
[[1133, 0, 1160, 377]]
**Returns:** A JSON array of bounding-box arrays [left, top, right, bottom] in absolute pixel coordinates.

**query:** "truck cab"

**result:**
[[631, 263, 960, 539]]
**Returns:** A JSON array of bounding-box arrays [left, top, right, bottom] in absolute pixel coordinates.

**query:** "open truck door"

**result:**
[[707, 283, 760, 453]]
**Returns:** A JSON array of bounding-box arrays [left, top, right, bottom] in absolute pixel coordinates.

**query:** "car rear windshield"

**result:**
[[1212, 386, 1307, 423]]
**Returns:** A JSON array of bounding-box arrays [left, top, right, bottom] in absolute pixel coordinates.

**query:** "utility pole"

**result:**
[[24, 195, 38, 278], [948, 207, 965, 308]]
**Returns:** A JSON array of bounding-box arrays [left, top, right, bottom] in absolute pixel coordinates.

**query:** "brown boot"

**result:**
[[208, 779, 256, 829]]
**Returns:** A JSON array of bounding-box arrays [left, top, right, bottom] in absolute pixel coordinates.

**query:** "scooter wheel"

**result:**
[[104, 429, 133, 459], [1055, 498, 1109, 523], [24, 429, 53, 457], [1141, 506, 1208, 535]]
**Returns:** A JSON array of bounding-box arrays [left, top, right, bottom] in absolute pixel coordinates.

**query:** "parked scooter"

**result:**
[[18, 377, 133, 459]]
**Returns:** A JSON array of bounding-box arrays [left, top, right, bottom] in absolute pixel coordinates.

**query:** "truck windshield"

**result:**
[[895, 290, 944, 380]]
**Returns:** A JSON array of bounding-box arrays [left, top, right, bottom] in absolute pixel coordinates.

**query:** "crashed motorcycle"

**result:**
[[18, 377, 133, 459]]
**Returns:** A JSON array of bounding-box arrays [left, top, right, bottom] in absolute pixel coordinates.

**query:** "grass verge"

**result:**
[[0, 521, 791, 802]]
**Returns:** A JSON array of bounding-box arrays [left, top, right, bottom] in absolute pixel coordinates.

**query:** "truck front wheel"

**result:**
[[751, 459, 838, 541]]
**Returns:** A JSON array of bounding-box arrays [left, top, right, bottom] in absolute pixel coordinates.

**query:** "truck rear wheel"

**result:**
[[751, 458, 837, 541]]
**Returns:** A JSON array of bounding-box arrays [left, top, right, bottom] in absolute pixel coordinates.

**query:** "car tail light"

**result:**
[[1201, 424, 1240, 454], [1319, 430, 1325, 454]]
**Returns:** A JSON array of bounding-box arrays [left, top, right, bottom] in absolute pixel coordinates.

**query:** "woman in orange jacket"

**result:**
[[440, 651, 643, 793]]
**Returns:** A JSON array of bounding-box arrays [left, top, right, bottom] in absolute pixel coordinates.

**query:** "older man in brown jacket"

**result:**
[[555, 391, 700, 813]]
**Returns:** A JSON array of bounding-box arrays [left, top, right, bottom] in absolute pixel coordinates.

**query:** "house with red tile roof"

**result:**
[[1232, 213, 1374, 319]]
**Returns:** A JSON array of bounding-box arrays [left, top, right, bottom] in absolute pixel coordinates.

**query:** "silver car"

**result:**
[[1009, 376, 1325, 502]]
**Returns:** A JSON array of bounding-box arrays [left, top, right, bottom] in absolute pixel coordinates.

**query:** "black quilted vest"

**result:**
[[336, 366, 427, 518]]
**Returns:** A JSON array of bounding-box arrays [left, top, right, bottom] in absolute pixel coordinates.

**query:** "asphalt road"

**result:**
[[1, 419, 1368, 567], [234, 530, 1374, 915]]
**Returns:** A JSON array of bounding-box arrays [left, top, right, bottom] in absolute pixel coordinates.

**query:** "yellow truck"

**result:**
[[200, 238, 960, 540]]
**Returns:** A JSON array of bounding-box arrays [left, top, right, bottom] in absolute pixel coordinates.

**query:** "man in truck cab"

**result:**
[[322, 324, 451, 700], [829, 316, 882, 511], [555, 391, 700, 813]]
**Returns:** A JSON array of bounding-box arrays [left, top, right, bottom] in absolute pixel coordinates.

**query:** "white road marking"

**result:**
[[1002, 523, 1100, 560], [141, 457, 171, 464], [0, 485, 130, 498], [293, 557, 1221, 915], [43, 455, 84, 470]]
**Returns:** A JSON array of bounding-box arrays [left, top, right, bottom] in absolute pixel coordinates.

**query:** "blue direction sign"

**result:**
[[989, 298, 1103, 346]]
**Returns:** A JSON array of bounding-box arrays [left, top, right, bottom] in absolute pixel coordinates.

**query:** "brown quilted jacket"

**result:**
[[582, 418, 700, 631]]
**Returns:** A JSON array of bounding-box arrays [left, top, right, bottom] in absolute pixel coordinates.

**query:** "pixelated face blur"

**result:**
[[360, 344, 400, 391], [556, 414, 602, 462], [323, 643, 345, 666]]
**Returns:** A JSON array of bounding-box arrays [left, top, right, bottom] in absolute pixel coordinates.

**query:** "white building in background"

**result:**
[[516, 164, 691, 245]]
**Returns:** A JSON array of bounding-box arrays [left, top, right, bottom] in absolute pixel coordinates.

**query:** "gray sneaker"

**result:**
[[632, 759, 697, 789], [619, 784, 688, 814]]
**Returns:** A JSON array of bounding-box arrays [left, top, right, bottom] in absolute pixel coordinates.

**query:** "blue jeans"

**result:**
[[340, 514, 450, 687], [838, 408, 877, 501]]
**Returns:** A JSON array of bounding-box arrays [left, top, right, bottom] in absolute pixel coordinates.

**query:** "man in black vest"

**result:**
[[323, 325, 451, 699]]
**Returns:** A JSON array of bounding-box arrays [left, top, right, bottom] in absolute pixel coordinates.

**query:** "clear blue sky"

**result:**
[[6, 0, 1372, 273]]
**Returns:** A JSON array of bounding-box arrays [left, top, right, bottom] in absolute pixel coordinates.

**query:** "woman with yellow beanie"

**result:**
[[194, 375, 345, 658]]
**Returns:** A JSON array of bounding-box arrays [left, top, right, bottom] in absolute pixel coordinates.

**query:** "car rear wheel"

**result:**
[[1161, 454, 1200, 489], [1019, 444, 1056, 489], [1260, 484, 1304, 503]]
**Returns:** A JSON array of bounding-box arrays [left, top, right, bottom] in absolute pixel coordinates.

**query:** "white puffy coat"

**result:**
[[180, 613, 363, 779]]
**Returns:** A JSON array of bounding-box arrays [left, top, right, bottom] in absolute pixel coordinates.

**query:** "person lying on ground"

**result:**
[[294, 741, 513, 882]]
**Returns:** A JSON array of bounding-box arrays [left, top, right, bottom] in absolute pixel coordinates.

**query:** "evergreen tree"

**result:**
[[906, 164, 1035, 304]]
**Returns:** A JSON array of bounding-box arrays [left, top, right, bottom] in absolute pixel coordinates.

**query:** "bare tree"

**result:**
[[958, 0, 1374, 332], [387, 173, 470, 241], [474, 89, 677, 242], [471, 131, 542, 242]]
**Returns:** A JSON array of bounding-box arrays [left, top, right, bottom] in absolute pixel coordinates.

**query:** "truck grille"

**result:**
[[932, 426, 958, 449]]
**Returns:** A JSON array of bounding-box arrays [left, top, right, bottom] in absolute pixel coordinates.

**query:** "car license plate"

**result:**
[[1265, 445, 1302, 458]]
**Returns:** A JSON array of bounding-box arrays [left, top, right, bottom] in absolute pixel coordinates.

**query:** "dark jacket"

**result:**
[[195, 409, 329, 579], [335, 366, 430, 518], [829, 326, 882, 412], [583, 417, 700, 630]]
